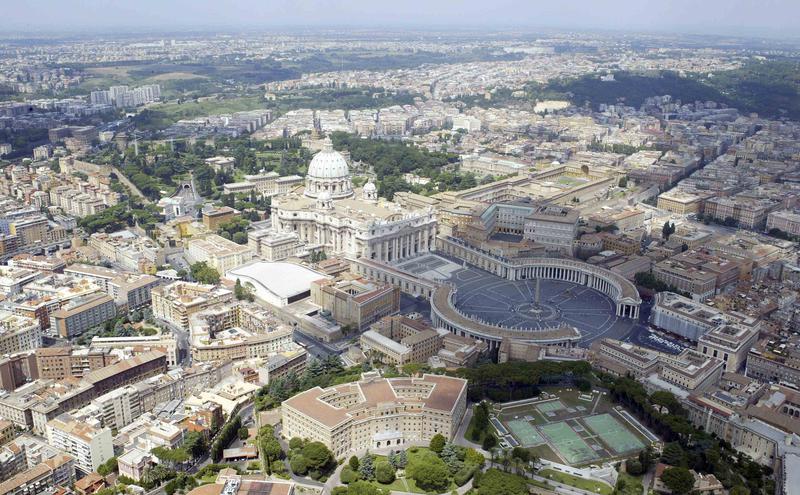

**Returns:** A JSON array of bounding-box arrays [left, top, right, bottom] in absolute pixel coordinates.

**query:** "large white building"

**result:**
[[270, 139, 437, 261], [46, 413, 114, 474], [185, 234, 253, 274], [282, 373, 467, 458]]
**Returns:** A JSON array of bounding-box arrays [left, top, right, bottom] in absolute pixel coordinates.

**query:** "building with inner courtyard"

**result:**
[[281, 372, 467, 457]]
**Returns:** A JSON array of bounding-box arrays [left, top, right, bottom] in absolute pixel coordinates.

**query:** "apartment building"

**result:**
[[49, 293, 116, 338], [0, 352, 38, 392], [188, 302, 295, 362], [683, 382, 800, 472], [46, 413, 113, 474], [34, 346, 114, 380], [90, 335, 179, 367], [311, 277, 400, 331], [0, 454, 74, 495], [64, 264, 161, 309], [766, 210, 800, 237], [704, 196, 777, 230], [746, 336, 800, 385], [7, 254, 66, 274], [657, 190, 705, 215], [151, 281, 233, 330], [652, 259, 718, 301], [0, 311, 41, 356], [282, 373, 467, 457], [82, 351, 167, 396], [185, 234, 253, 274], [0, 420, 14, 446], [0, 267, 41, 296], [9, 216, 48, 249], [697, 323, 759, 373]]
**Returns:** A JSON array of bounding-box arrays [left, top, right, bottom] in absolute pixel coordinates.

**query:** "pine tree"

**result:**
[[359, 452, 375, 481], [395, 449, 408, 469]]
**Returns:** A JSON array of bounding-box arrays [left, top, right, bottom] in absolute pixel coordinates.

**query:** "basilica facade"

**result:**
[[270, 139, 437, 261]]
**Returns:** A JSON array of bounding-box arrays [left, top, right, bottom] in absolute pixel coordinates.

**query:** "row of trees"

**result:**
[[210, 415, 242, 462], [452, 359, 593, 402]]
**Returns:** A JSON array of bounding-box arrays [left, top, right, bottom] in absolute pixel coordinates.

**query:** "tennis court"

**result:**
[[583, 413, 645, 454], [507, 419, 544, 446], [540, 421, 597, 464], [536, 400, 566, 414]]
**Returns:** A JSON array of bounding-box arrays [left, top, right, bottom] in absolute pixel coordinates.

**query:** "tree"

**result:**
[[375, 461, 395, 484], [349, 455, 360, 471], [472, 402, 490, 441], [618, 176, 628, 188], [406, 452, 450, 492], [340, 466, 359, 484], [661, 467, 695, 495], [465, 448, 485, 467], [258, 427, 283, 476], [183, 431, 208, 459], [301, 441, 333, 473], [440, 443, 462, 473], [482, 434, 497, 450], [151, 446, 189, 468], [511, 447, 529, 463], [429, 433, 446, 454], [190, 261, 220, 285], [626, 459, 644, 475], [359, 453, 375, 481], [729, 486, 750, 495], [238, 427, 250, 440], [234, 279, 255, 302], [97, 457, 118, 476], [662, 442, 687, 467], [394, 449, 408, 469], [290, 455, 308, 475], [662, 221, 675, 240]]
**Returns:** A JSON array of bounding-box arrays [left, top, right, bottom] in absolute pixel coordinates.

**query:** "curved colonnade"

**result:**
[[432, 236, 642, 348]]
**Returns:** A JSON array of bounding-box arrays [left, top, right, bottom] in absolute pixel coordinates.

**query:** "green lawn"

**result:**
[[539, 469, 613, 495], [371, 478, 427, 494]]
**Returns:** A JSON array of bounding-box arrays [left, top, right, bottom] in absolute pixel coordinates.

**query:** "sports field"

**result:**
[[539, 421, 596, 465], [507, 419, 544, 446], [583, 413, 645, 454], [492, 388, 656, 466]]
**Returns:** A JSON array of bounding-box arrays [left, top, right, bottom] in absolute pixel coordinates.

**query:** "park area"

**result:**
[[492, 387, 655, 466]]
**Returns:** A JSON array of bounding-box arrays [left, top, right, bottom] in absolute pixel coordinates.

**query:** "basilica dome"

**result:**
[[304, 138, 353, 199]]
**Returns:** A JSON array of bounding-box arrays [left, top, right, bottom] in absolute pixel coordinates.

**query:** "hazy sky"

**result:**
[[4, 0, 800, 36]]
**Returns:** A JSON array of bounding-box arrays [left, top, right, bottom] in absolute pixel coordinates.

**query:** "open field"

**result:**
[[492, 388, 656, 466]]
